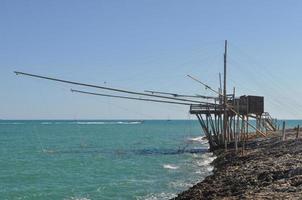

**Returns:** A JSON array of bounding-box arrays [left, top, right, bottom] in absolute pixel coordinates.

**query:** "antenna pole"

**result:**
[[223, 40, 228, 150]]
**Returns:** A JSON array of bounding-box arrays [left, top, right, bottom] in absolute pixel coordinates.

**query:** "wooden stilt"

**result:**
[[282, 121, 286, 141]]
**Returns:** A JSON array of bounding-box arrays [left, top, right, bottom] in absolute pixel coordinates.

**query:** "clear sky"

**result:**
[[1, 0, 302, 119]]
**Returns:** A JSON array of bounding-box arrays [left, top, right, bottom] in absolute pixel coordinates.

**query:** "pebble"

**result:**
[[172, 131, 302, 199]]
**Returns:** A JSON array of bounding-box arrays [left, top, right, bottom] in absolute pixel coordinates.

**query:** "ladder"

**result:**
[[261, 112, 277, 131]]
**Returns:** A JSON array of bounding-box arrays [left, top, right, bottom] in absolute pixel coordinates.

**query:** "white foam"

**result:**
[[54, 122, 68, 124], [76, 122, 106, 125], [163, 164, 179, 170], [75, 121, 142, 125], [127, 121, 142, 124], [195, 170, 203, 174], [64, 197, 91, 200], [116, 121, 142, 124], [41, 122, 53, 125], [206, 166, 214, 172], [187, 136, 208, 144], [168, 181, 193, 189], [26, 121, 144, 125], [42, 149, 56, 154], [0, 122, 24, 125], [196, 155, 215, 166], [192, 153, 200, 158]]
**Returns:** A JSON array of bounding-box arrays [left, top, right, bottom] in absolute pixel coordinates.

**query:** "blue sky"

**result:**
[[1, 0, 302, 119]]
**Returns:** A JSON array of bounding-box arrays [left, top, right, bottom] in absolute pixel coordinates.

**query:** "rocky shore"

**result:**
[[173, 129, 302, 199]]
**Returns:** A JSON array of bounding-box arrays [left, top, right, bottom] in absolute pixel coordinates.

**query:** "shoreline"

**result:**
[[173, 129, 302, 199]]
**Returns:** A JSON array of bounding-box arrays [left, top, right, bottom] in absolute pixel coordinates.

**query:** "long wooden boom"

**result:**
[[71, 89, 193, 105], [14, 71, 216, 105], [144, 90, 218, 99]]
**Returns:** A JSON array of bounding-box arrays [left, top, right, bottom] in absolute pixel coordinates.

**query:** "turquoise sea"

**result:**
[[1, 120, 214, 200], [1, 119, 301, 200]]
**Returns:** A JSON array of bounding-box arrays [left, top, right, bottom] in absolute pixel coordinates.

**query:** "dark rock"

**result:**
[[172, 131, 302, 200]]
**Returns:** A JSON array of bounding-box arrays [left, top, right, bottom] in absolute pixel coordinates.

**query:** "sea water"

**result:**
[[0, 120, 215, 200]]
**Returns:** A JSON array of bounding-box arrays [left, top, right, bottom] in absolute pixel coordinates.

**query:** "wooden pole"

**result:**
[[223, 40, 228, 150], [229, 118, 232, 142], [256, 115, 259, 135], [246, 97, 249, 141], [241, 115, 245, 154], [243, 97, 249, 152], [219, 73, 222, 93], [233, 87, 236, 141], [282, 121, 286, 141], [296, 125, 300, 139], [235, 101, 239, 153]]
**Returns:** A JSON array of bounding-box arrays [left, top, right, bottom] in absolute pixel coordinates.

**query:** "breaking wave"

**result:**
[[168, 181, 194, 189], [195, 153, 216, 166], [38, 121, 143, 125], [187, 136, 208, 144], [0, 121, 143, 125], [163, 164, 179, 170], [41, 122, 52, 125], [0, 122, 24, 125]]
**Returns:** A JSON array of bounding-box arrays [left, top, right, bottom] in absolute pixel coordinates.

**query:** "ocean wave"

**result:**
[[75, 121, 143, 125], [168, 180, 193, 189], [0, 121, 143, 125], [192, 153, 201, 158], [117, 121, 142, 124], [64, 197, 91, 200], [37, 121, 143, 125], [41, 122, 53, 125], [0, 122, 24, 125], [206, 166, 214, 172], [187, 136, 208, 144], [196, 153, 216, 166], [42, 149, 54, 154], [163, 164, 179, 170], [195, 166, 214, 174], [76, 122, 106, 125]]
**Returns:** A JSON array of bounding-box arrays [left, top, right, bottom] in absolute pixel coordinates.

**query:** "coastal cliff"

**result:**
[[173, 130, 302, 199]]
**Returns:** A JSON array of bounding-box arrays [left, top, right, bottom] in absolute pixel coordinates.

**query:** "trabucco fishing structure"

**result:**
[[14, 40, 277, 151]]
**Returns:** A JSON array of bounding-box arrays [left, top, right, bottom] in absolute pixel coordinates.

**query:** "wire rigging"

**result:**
[[227, 52, 302, 117]]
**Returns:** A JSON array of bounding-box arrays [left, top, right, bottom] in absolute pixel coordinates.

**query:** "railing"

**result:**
[[262, 112, 277, 131], [190, 104, 223, 113]]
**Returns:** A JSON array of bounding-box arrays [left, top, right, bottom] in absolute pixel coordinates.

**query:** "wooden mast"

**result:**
[[223, 40, 228, 150]]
